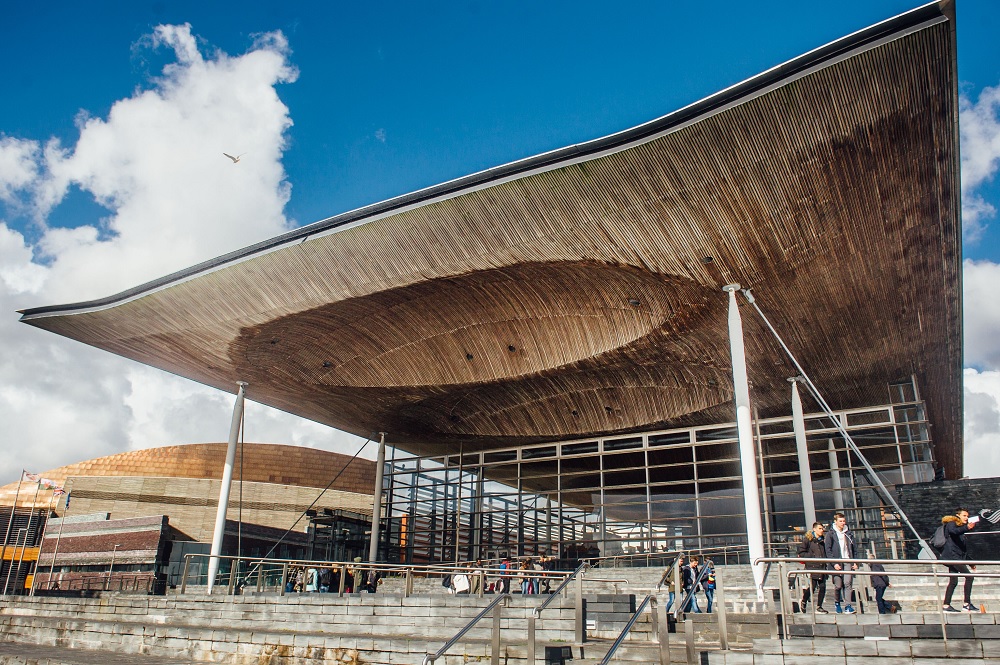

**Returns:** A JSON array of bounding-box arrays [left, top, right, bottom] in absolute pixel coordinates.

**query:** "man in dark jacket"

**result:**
[[941, 507, 977, 612], [824, 512, 858, 614], [867, 553, 890, 614], [798, 522, 829, 613]]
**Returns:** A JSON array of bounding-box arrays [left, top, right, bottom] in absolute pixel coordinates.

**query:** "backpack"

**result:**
[[441, 574, 452, 588], [930, 525, 947, 551]]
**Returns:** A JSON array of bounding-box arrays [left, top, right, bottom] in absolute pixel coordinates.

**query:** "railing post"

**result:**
[[575, 568, 585, 645], [765, 594, 778, 640], [933, 566, 947, 644], [657, 597, 671, 665], [776, 562, 788, 639], [684, 618, 695, 665], [405, 568, 413, 597], [492, 599, 503, 665], [280, 563, 288, 597], [227, 560, 237, 595], [257, 562, 264, 593], [338, 564, 346, 597], [715, 568, 729, 651], [478, 569, 486, 598], [180, 555, 191, 595], [527, 614, 536, 665]]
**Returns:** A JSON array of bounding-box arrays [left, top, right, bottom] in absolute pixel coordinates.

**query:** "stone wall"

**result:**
[[895, 477, 1000, 559]]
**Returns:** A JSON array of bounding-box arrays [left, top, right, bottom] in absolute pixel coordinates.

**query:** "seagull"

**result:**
[[223, 152, 245, 164]]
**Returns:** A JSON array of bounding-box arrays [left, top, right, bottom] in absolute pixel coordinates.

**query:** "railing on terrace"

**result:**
[[756, 556, 1000, 643], [177, 553, 574, 597]]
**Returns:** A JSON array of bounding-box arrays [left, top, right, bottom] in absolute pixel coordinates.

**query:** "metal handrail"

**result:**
[[598, 593, 653, 665], [672, 562, 711, 619], [422, 593, 510, 665], [654, 555, 680, 591], [533, 560, 589, 617]]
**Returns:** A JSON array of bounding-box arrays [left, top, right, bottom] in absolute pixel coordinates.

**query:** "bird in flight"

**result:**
[[223, 152, 245, 164]]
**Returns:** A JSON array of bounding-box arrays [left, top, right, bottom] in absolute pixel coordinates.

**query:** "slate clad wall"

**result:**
[[896, 477, 1000, 560]]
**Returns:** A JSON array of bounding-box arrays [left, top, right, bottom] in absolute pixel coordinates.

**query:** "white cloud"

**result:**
[[0, 137, 41, 208], [0, 25, 369, 484], [964, 368, 1000, 478], [960, 84, 1000, 242], [963, 259, 1000, 371]]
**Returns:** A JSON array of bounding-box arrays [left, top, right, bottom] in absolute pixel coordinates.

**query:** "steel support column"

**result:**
[[368, 432, 387, 563], [723, 285, 765, 598], [206, 381, 246, 594], [790, 378, 817, 529]]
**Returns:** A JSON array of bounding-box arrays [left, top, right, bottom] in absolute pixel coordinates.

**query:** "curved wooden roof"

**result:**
[[20, 3, 964, 475]]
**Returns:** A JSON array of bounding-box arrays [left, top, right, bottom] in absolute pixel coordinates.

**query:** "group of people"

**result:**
[[664, 555, 717, 614], [443, 556, 557, 594], [798, 508, 978, 614], [285, 557, 382, 594]]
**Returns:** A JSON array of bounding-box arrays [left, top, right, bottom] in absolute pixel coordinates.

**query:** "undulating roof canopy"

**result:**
[[21, 2, 964, 475]]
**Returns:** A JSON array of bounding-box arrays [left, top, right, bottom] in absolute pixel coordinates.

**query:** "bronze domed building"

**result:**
[[0, 444, 376, 593]]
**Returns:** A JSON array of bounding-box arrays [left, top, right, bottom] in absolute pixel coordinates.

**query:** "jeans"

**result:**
[[704, 588, 715, 613], [832, 573, 853, 606], [665, 591, 675, 613], [874, 586, 888, 613], [802, 576, 827, 609], [683, 590, 702, 613], [944, 564, 974, 606]]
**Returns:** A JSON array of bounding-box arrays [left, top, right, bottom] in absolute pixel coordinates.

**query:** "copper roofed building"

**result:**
[[18, 3, 962, 562]]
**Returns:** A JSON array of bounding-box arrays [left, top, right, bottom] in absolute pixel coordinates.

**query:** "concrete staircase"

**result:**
[[2, 562, 997, 665]]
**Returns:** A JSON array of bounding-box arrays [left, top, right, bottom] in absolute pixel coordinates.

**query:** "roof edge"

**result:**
[[20, 1, 949, 322]]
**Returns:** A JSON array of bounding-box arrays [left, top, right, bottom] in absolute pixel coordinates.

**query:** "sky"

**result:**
[[1, 1, 1000, 484]]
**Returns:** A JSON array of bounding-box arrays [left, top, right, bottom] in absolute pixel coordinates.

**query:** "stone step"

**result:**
[[706, 637, 999, 664]]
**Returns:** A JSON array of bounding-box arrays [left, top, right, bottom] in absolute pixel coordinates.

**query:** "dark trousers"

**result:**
[[802, 576, 826, 608], [874, 586, 888, 613], [944, 564, 974, 606]]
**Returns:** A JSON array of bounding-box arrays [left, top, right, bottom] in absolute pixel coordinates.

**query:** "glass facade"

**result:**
[[380, 379, 933, 564]]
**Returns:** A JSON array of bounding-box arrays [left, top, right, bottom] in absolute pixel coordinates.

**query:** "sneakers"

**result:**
[[963, 604, 978, 612], [816, 607, 829, 614], [943, 605, 960, 613], [843, 605, 856, 614], [835, 602, 842, 614], [800, 601, 808, 614]]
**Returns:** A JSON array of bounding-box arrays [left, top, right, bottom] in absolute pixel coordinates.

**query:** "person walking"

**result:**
[[664, 555, 684, 613], [940, 507, 978, 612], [798, 522, 829, 613], [703, 559, 716, 613], [867, 553, 890, 614], [824, 512, 857, 614], [681, 556, 702, 613]]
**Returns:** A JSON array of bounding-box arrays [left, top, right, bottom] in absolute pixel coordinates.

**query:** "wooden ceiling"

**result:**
[[21, 4, 964, 476]]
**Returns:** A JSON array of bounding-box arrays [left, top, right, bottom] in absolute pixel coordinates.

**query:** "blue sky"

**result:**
[[2, 0, 1000, 482]]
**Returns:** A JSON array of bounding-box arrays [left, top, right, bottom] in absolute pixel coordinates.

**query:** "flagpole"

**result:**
[[0, 469, 24, 576], [30, 491, 58, 597], [2, 471, 25, 591], [45, 491, 70, 592], [11, 481, 42, 595]]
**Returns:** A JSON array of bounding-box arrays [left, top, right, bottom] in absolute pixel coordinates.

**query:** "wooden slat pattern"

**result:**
[[25, 24, 962, 474]]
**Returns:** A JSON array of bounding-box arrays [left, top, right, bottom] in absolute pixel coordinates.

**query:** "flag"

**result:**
[[23, 472, 40, 482], [53, 488, 66, 496]]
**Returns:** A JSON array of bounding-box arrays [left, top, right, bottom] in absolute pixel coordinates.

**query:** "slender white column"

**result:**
[[368, 432, 387, 563], [724, 285, 765, 599], [207, 381, 247, 594], [790, 378, 817, 529], [828, 439, 845, 511]]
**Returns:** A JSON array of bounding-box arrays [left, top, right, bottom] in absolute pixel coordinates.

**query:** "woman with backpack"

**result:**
[[939, 507, 977, 612]]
